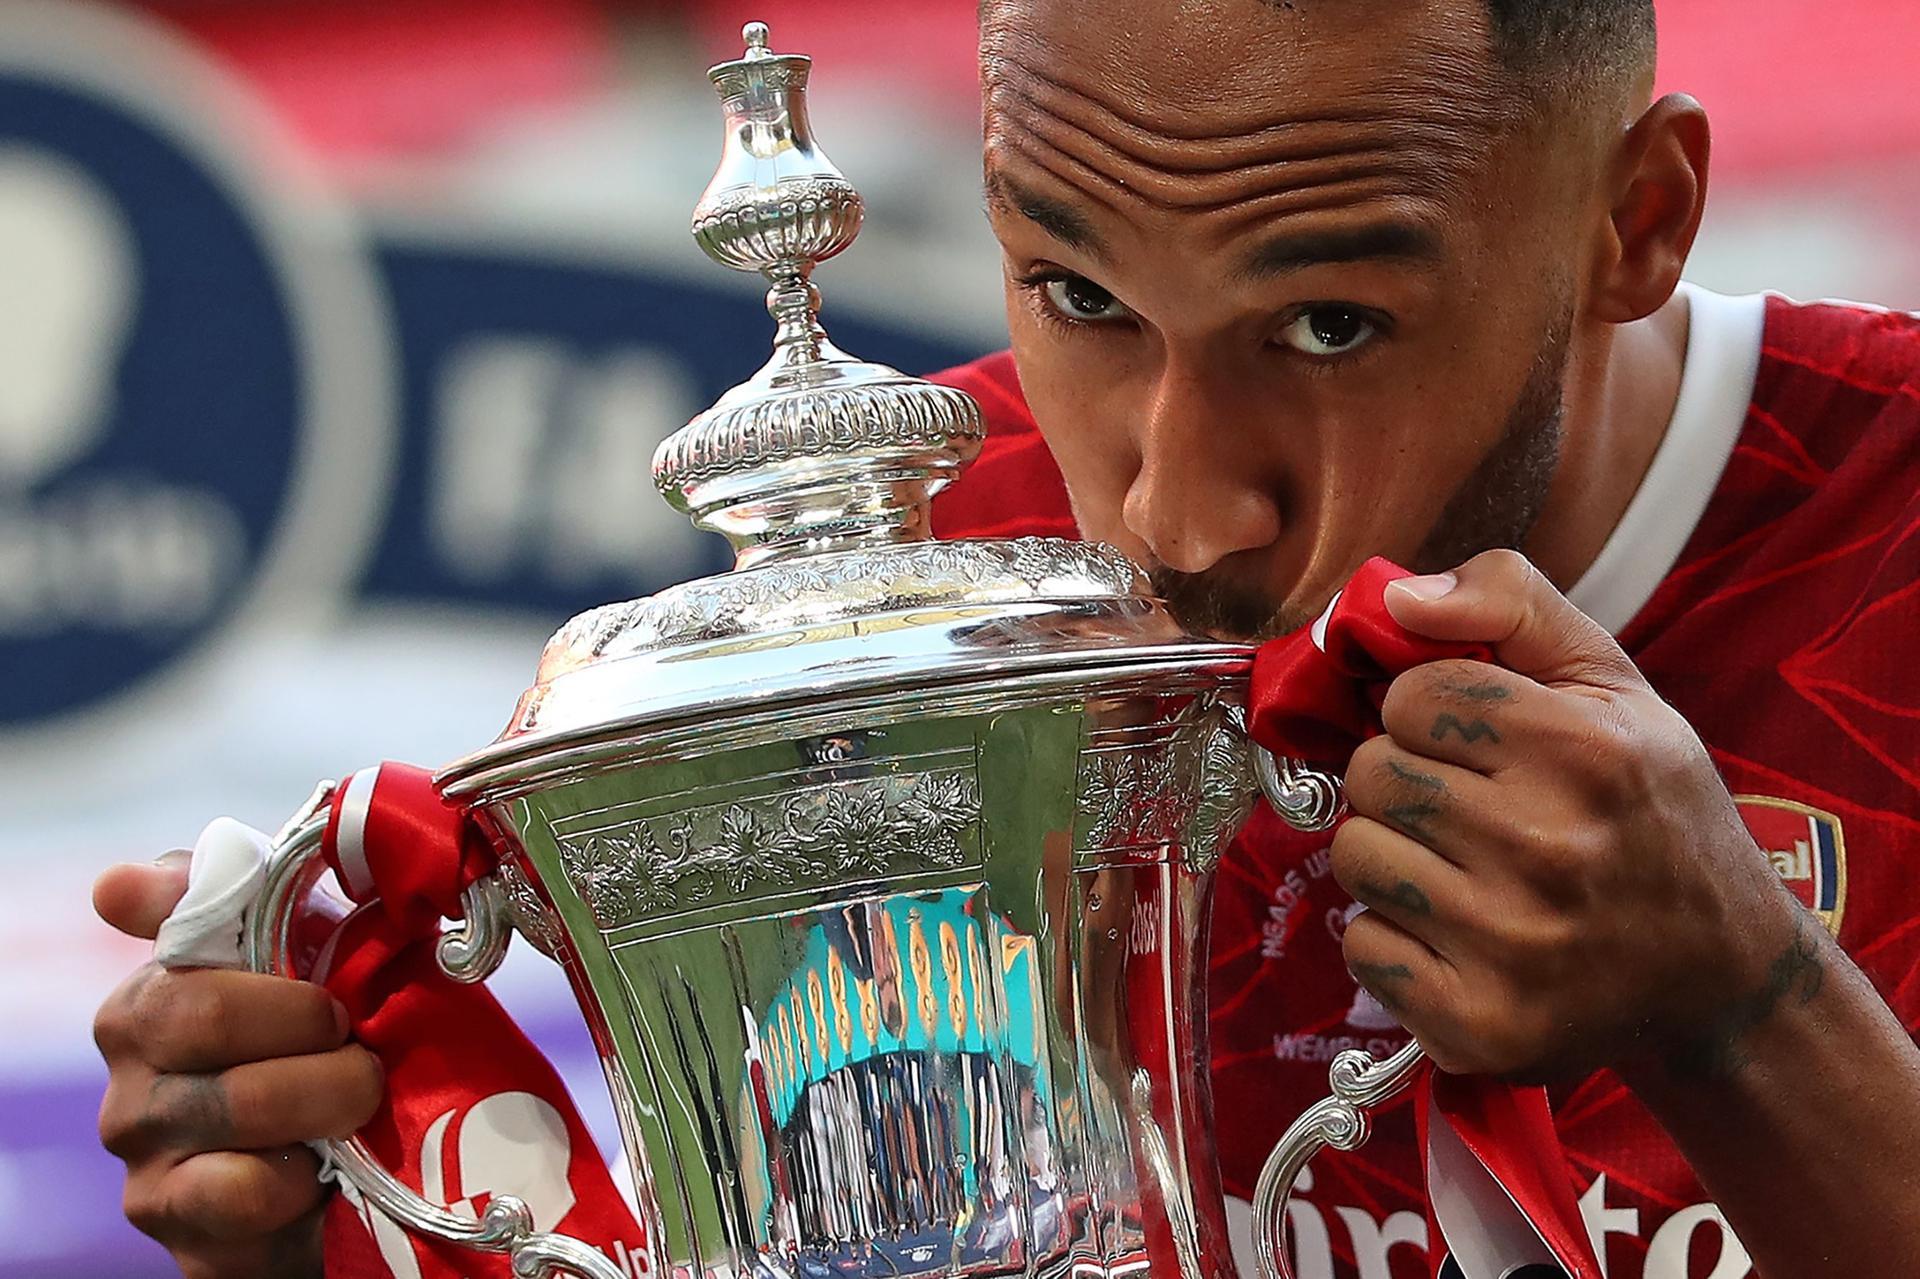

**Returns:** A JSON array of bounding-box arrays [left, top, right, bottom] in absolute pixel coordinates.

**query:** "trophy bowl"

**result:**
[[243, 24, 1392, 1279]]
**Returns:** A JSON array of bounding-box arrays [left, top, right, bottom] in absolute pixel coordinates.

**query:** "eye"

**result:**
[[1040, 274, 1134, 325], [1279, 305, 1379, 357]]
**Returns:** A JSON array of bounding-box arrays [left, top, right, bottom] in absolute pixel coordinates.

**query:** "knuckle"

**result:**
[[1378, 670, 1429, 735], [1473, 547, 1535, 590], [173, 1161, 274, 1241], [1457, 1006, 1529, 1078], [135, 975, 228, 1066], [1502, 816, 1581, 878], [123, 1176, 174, 1241], [94, 965, 163, 1060], [1327, 822, 1378, 897], [93, 1000, 133, 1062], [1422, 1035, 1483, 1077], [1344, 733, 1389, 780], [1339, 907, 1392, 965], [1498, 908, 1580, 972], [99, 1076, 162, 1161]]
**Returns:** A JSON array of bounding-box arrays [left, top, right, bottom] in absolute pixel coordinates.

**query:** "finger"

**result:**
[[1329, 817, 1469, 943], [95, 855, 192, 940], [97, 968, 348, 1073], [1340, 909, 1454, 1032], [105, 1045, 382, 1161], [1382, 549, 1641, 692], [1377, 658, 1562, 775], [1343, 733, 1504, 858], [132, 1147, 326, 1247], [167, 1208, 326, 1279], [218, 1045, 384, 1151]]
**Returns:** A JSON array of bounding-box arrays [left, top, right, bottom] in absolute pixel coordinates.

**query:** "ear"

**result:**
[[1589, 93, 1712, 325]]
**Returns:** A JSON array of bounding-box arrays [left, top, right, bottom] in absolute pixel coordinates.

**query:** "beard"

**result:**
[[1150, 311, 1572, 642]]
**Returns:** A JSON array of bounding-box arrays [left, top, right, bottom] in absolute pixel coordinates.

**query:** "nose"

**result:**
[[1120, 356, 1283, 575]]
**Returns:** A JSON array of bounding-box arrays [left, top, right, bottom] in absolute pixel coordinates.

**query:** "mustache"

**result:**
[[1146, 564, 1316, 643]]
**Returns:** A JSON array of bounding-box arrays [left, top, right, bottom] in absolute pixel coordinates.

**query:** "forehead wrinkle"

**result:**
[[989, 84, 1465, 219], [985, 48, 1504, 175], [992, 134, 1455, 264], [985, 78, 1490, 220]]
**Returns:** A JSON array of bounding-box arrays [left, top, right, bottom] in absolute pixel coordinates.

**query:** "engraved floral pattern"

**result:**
[[558, 768, 982, 930], [542, 538, 1145, 670], [1076, 700, 1256, 868], [655, 380, 981, 493], [496, 857, 566, 959], [1189, 706, 1257, 872], [1077, 743, 1196, 853]]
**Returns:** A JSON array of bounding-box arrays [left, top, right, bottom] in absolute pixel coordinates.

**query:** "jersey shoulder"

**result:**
[[927, 351, 1077, 541], [1629, 294, 1920, 634]]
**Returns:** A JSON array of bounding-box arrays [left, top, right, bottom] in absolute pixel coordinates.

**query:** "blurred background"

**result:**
[[0, 1, 1913, 1273]]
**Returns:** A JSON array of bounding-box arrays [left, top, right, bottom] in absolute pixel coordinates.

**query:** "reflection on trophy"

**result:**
[[245, 22, 1390, 1279]]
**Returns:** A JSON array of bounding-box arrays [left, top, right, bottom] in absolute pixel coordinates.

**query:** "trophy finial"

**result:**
[[655, 22, 984, 568]]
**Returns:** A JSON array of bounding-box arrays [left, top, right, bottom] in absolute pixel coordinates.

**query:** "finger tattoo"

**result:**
[[1441, 681, 1512, 704], [1359, 878, 1434, 918], [1387, 759, 1445, 791], [1349, 961, 1415, 1010], [1431, 714, 1501, 745], [1383, 801, 1442, 842], [147, 1072, 235, 1148]]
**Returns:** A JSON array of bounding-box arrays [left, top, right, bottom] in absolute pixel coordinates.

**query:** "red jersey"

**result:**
[[927, 293, 1920, 1279]]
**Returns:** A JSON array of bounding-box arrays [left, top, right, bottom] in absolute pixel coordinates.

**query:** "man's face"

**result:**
[[981, 0, 1600, 639]]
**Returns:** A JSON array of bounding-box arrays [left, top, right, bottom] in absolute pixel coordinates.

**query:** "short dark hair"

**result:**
[[1483, 0, 1657, 92]]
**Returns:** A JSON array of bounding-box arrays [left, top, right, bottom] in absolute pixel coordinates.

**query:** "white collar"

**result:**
[[1566, 283, 1769, 635]]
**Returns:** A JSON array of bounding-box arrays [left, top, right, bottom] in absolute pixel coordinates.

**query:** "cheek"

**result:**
[[1005, 324, 1141, 537], [1302, 386, 1514, 552]]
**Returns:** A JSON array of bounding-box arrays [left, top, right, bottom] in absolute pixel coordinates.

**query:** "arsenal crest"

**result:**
[[1736, 796, 1847, 935]]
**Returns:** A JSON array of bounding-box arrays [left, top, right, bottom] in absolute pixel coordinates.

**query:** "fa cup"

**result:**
[[244, 24, 1421, 1279]]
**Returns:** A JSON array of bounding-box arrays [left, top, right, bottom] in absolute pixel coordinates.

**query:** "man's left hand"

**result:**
[[1332, 548, 1815, 1083]]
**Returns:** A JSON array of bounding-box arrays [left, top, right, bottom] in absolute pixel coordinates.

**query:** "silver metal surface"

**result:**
[[461, 674, 1253, 1279], [665, 20, 982, 568], [237, 21, 1364, 1279], [1250, 1042, 1428, 1279], [1254, 752, 1348, 834], [438, 874, 512, 984]]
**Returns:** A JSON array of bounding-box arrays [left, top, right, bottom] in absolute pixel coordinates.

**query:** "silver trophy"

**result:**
[[244, 24, 1425, 1279]]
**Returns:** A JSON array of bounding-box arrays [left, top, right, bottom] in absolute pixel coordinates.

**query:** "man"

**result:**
[[92, 0, 1920, 1276]]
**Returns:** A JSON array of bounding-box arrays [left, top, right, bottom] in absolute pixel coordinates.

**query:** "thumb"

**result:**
[[1382, 549, 1640, 689], [92, 851, 191, 941]]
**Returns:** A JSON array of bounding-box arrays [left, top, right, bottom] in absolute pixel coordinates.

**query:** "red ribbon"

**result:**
[[313, 764, 645, 1279], [1248, 557, 1599, 1279]]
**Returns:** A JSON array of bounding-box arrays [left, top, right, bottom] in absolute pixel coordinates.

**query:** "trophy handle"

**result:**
[[1254, 749, 1348, 834], [1248, 752, 1430, 1279], [244, 784, 627, 1279], [1250, 1041, 1429, 1279]]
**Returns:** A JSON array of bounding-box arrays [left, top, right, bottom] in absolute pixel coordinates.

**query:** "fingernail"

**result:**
[[332, 999, 351, 1038], [1391, 572, 1457, 602], [153, 848, 192, 871]]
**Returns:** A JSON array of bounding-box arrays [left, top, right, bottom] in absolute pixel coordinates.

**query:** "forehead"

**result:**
[[981, 0, 1515, 248]]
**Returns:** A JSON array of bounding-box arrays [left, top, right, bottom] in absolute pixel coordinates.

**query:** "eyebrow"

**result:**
[[1235, 223, 1444, 280], [984, 172, 1109, 261]]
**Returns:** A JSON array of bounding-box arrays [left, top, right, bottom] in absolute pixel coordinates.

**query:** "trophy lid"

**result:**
[[440, 24, 1245, 793]]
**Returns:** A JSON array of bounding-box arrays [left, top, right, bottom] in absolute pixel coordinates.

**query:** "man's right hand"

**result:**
[[92, 855, 384, 1279]]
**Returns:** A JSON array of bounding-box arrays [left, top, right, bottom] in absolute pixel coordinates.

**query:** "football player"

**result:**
[[94, 1, 1920, 1276]]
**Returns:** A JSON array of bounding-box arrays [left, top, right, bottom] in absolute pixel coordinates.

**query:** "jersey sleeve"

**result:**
[[926, 351, 1078, 542]]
